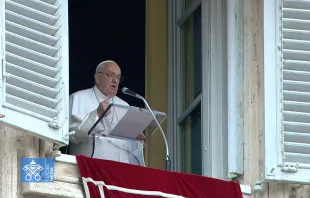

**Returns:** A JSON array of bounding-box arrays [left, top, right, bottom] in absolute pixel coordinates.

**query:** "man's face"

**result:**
[[95, 63, 121, 97]]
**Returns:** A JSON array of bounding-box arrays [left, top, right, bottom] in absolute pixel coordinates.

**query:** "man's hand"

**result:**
[[136, 133, 145, 141], [97, 100, 111, 117]]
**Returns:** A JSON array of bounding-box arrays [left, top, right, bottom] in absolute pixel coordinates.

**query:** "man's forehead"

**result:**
[[104, 63, 121, 73]]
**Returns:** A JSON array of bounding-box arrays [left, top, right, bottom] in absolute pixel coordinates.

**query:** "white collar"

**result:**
[[93, 85, 113, 103]]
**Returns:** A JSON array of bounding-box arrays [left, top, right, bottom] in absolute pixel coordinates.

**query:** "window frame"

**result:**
[[177, 0, 203, 174], [168, 0, 228, 179], [263, 0, 310, 183]]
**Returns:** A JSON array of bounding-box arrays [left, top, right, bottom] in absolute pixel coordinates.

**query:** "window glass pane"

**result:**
[[183, 0, 195, 11], [181, 6, 202, 110], [180, 103, 202, 175]]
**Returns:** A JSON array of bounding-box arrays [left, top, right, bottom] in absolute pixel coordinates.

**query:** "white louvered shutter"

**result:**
[[282, 0, 310, 165], [0, 0, 69, 145], [264, 0, 310, 183]]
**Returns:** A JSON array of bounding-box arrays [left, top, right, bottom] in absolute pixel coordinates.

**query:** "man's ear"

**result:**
[[94, 73, 100, 84]]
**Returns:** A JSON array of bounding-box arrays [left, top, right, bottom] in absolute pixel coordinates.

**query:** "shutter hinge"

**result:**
[[281, 162, 299, 173], [48, 117, 68, 129]]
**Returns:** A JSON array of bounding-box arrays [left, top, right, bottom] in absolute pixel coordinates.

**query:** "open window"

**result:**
[[0, 0, 146, 148], [169, 0, 228, 179]]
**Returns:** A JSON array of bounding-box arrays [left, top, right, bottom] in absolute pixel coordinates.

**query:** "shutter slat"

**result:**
[[6, 62, 59, 88], [284, 1, 310, 11], [284, 121, 310, 135], [6, 42, 59, 67], [283, 18, 310, 31], [285, 142, 310, 155], [6, 32, 58, 57], [285, 132, 310, 144], [6, 21, 58, 46], [6, 0, 58, 26], [283, 8, 310, 20], [283, 50, 310, 62], [284, 101, 310, 113], [40, 0, 58, 6], [6, 94, 58, 118], [284, 91, 310, 103], [284, 152, 310, 164], [283, 60, 310, 72], [6, 84, 59, 109], [284, 80, 310, 92], [284, 111, 310, 123], [6, 53, 58, 77], [5, 10, 58, 36], [6, 75, 58, 98], [283, 39, 310, 51], [11, 0, 59, 15], [283, 29, 310, 41], [285, 153, 310, 164], [283, 70, 310, 82]]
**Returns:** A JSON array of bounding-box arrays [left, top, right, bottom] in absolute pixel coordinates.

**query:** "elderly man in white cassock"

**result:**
[[69, 60, 145, 166]]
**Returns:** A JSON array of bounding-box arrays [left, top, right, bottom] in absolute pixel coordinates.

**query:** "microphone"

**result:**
[[122, 87, 171, 171], [122, 87, 138, 97]]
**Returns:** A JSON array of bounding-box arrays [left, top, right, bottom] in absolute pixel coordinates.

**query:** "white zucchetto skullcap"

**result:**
[[95, 60, 117, 72]]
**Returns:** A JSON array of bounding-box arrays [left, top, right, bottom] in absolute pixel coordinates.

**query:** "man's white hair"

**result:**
[[95, 60, 117, 72]]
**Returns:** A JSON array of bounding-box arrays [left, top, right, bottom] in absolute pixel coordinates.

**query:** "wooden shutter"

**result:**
[[282, 0, 310, 167], [0, 0, 69, 145], [264, 0, 310, 183]]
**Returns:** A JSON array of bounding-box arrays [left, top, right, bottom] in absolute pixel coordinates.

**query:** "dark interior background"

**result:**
[[62, 1, 146, 153], [68, 0, 146, 108]]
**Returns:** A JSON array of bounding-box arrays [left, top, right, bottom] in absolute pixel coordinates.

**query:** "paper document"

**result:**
[[108, 108, 154, 140]]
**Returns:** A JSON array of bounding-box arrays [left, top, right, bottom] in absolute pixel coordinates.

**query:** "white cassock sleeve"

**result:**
[[69, 94, 108, 144]]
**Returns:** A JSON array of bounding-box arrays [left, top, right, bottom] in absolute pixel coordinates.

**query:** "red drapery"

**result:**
[[76, 155, 243, 198]]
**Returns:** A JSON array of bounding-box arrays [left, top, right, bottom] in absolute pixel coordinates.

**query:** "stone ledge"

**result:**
[[22, 181, 84, 198], [21, 154, 84, 198], [54, 161, 81, 182], [55, 154, 77, 164]]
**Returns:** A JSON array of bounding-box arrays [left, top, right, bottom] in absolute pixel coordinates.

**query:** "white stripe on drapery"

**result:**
[[82, 178, 91, 198], [81, 177, 186, 198]]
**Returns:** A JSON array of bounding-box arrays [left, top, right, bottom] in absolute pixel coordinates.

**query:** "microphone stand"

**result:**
[[125, 92, 170, 171], [137, 95, 170, 171]]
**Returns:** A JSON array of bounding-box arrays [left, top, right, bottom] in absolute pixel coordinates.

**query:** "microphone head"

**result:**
[[122, 87, 128, 94], [122, 87, 138, 97]]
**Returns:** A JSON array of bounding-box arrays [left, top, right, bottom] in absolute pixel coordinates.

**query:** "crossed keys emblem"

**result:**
[[23, 160, 44, 181]]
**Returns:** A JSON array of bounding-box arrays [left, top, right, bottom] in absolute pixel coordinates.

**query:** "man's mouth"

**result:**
[[111, 85, 117, 89]]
